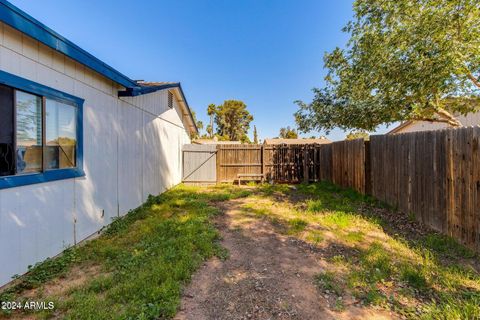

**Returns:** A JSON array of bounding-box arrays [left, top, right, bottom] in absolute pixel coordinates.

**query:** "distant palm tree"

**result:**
[[207, 104, 216, 138]]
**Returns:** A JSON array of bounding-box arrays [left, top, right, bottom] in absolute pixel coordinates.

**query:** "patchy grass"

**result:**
[[0, 184, 247, 319], [314, 271, 343, 296], [287, 218, 308, 234], [3, 181, 479, 319], [239, 181, 480, 319], [422, 233, 476, 259]]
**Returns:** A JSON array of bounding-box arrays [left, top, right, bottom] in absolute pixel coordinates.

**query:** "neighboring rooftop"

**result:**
[[263, 138, 332, 145], [193, 138, 241, 145], [387, 121, 414, 134]]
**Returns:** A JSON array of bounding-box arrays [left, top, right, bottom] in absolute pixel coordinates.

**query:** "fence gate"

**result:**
[[216, 145, 263, 183], [182, 144, 217, 184]]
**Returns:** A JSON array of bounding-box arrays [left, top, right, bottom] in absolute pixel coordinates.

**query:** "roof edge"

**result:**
[[387, 121, 413, 134], [119, 83, 198, 134], [0, 1, 197, 134], [0, 0, 138, 89], [118, 83, 181, 97]]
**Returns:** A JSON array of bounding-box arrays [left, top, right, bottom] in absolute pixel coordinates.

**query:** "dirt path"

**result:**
[[175, 198, 396, 320]]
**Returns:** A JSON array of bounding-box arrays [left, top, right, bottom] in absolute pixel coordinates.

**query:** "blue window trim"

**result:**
[[0, 0, 198, 135], [0, 70, 85, 189]]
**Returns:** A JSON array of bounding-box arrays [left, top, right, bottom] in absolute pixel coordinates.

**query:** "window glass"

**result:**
[[0, 85, 14, 176], [45, 99, 77, 169], [16, 91, 42, 174]]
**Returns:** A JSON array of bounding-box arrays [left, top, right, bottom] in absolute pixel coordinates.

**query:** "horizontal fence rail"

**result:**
[[216, 145, 263, 183]]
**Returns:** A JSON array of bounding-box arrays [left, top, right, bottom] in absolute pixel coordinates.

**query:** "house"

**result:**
[[193, 137, 241, 145], [263, 138, 332, 145], [0, 1, 197, 286], [388, 113, 480, 134]]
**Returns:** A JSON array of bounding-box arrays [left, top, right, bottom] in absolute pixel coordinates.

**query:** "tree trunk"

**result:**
[[210, 115, 214, 138]]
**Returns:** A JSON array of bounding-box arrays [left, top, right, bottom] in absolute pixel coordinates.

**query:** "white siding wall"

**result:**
[[396, 112, 480, 133], [0, 23, 191, 285]]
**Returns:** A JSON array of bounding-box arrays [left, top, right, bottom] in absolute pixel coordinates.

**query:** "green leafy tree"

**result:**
[[206, 124, 213, 138], [241, 134, 251, 144], [295, 0, 480, 133], [279, 126, 298, 139], [190, 110, 203, 139], [253, 125, 259, 144], [346, 131, 369, 141], [214, 100, 254, 141], [207, 104, 216, 138], [196, 120, 204, 132]]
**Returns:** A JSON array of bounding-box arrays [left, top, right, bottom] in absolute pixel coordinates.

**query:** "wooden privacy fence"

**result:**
[[183, 127, 480, 250], [216, 145, 263, 183], [215, 140, 366, 193], [370, 127, 480, 249]]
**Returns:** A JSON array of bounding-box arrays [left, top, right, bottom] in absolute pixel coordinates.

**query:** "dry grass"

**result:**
[[239, 182, 480, 319]]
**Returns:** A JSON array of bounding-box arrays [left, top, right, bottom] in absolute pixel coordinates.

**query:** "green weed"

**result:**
[[314, 271, 343, 296], [423, 233, 476, 259], [287, 218, 308, 234], [0, 184, 239, 319]]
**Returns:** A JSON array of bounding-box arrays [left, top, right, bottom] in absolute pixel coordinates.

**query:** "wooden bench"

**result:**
[[237, 173, 264, 186]]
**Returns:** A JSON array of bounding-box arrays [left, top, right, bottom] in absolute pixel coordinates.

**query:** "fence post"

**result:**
[[303, 145, 309, 183], [261, 145, 265, 182]]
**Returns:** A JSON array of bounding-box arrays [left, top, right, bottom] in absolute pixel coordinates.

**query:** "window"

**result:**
[[15, 91, 43, 174], [0, 70, 84, 189], [0, 86, 14, 176], [45, 99, 77, 170], [168, 91, 173, 109]]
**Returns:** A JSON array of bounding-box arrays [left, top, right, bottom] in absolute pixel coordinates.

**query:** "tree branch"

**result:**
[[435, 107, 462, 127], [412, 100, 462, 127], [466, 71, 480, 89], [411, 116, 458, 126], [411, 107, 462, 127]]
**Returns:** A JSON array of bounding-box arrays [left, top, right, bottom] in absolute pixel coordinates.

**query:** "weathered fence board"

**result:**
[[216, 145, 263, 183], [215, 141, 365, 193], [370, 126, 480, 250], [184, 126, 480, 250], [331, 139, 365, 194], [182, 144, 217, 184], [263, 144, 307, 183]]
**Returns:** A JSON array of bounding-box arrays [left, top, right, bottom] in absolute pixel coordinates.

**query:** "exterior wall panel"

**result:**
[[118, 101, 144, 214], [0, 22, 191, 285]]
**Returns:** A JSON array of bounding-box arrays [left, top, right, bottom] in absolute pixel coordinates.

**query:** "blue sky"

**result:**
[[10, 0, 394, 141]]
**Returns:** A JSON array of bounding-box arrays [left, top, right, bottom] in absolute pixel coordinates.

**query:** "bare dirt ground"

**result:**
[[175, 198, 397, 320]]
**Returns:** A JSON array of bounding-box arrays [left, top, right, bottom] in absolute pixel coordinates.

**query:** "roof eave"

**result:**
[[0, 0, 138, 89], [0, 0, 198, 135], [118, 83, 181, 97], [118, 83, 198, 135]]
